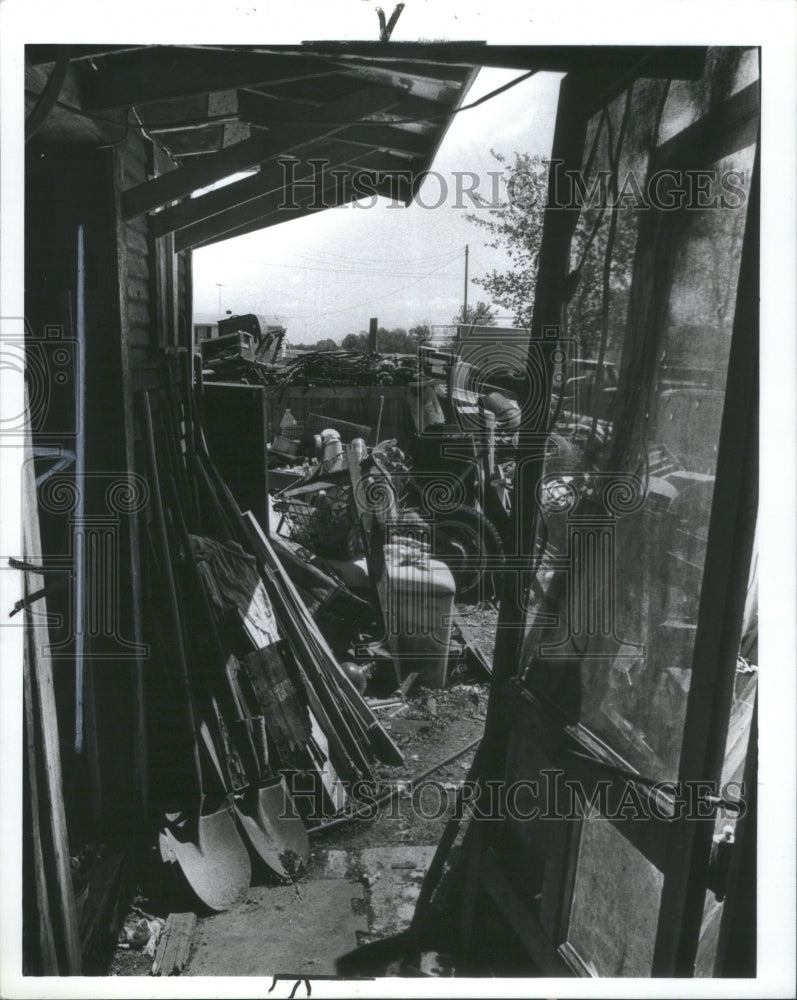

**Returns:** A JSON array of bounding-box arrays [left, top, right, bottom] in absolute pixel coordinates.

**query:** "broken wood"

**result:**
[[22, 439, 82, 975], [151, 912, 197, 976], [398, 671, 420, 696], [122, 89, 399, 219], [452, 611, 493, 678]]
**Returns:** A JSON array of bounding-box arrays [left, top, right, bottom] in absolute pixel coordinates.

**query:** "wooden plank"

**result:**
[[479, 848, 571, 975], [174, 147, 408, 250], [181, 187, 359, 252], [78, 854, 127, 973], [243, 80, 447, 123], [326, 55, 474, 85], [155, 125, 225, 156], [330, 124, 431, 158], [452, 610, 492, 677], [151, 138, 375, 237], [151, 912, 197, 976], [26, 44, 149, 65], [242, 511, 403, 767], [82, 48, 341, 110], [22, 448, 82, 974], [121, 88, 400, 219], [299, 43, 707, 79], [23, 642, 58, 973]]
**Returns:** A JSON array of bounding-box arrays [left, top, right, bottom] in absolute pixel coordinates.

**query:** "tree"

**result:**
[[341, 324, 434, 354], [467, 150, 639, 358], [341, 331, 368, 350], [314, 337, 337, 352], [452, 301, 498, 327], [409, 322, 432, 347]]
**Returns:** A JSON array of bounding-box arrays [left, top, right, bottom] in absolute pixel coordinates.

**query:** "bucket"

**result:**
[[384, 556, 455, 689]]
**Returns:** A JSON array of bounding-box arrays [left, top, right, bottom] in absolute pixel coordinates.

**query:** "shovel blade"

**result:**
[[160, 806, 251, 912], [234, 777, 309, 879]]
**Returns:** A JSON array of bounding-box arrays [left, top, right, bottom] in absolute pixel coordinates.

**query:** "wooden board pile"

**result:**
[[140, 376, 403, 912]]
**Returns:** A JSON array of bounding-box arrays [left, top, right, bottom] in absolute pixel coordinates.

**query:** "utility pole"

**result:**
[[216, 283, 224, 314], [463, 244, 469, 324]]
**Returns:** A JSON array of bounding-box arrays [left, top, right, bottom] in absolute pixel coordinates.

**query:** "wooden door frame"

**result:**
[[468, 59, 759, 978]]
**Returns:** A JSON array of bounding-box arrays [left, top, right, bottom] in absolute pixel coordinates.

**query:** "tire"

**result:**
[[430, 504, 505, 599]]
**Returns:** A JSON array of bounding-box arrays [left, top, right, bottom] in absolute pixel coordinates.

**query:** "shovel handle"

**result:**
[[143, 393, 203, 795]]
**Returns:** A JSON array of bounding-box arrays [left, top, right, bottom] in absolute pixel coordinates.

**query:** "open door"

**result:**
[[468, 48, 759, 978]]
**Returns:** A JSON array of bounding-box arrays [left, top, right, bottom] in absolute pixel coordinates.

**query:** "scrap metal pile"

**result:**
[[204, 349, 419, 389]]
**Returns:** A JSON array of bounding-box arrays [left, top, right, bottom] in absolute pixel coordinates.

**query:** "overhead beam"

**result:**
[[238, 90, 434, 152], [121, 88, 400, 219], [190, 189, 361, 250], [26, 45, 149, 65], [332, 124, 431, 157], [327, 56, 473, 86], [156, 125, 225, 156], [174, 149, 410, 251], [296, 43, 707, 78], [242, 73, 371, 107], [239, 84, 448, 126], [80, 47, 341, 110], [150, 138, 412, 237]]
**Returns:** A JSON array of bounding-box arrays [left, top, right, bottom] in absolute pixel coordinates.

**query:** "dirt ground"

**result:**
[[107, 601, 497, 977]]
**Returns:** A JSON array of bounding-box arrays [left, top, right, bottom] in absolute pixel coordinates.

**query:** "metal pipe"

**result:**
[[309, 733, 482, 835]]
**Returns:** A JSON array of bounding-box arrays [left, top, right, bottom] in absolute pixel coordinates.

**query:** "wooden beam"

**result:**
[[156, 125, 225, 156], [239, 83, 447, 127], [81, 47, 341, 110], [22, 446, 82, 974], [243, 73, 370, 107], [26, 44, 149, 65], [150, 138, 393, 237], [327, 55, 474, 86], [187, 188, 361, 250], [177, 150, 409, 251], [298, 43, 707, 79], [121, 88, 400, 219], [333, 124, 432, 157]]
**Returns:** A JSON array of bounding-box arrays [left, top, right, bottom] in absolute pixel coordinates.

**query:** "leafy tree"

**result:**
[[341, 331, 368, 350], [314, 337, 338, 351], [467, 150, 639, 358], [340, 324, 433, 354], [409, 322, 433, 346], [452, 301, 498, 327]]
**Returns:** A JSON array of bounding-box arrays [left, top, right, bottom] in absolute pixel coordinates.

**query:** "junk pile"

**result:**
[[135, 349, 515, 924], [203, 349, 418, 389], [268, 421, 497, 696], [140, 378, 408, 917]]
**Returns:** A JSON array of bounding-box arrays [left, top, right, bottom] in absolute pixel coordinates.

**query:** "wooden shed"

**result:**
[[19, 40, 759, 981]]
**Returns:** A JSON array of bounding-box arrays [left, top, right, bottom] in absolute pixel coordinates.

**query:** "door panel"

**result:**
[[497, 49, 759, 977]]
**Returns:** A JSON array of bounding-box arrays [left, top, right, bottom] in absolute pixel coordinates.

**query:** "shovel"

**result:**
[[144, 393, 251, 911], [223, 656, 309, 879], [172, 494, 309, 880]]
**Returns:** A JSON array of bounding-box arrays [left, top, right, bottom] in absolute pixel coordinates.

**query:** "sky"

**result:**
[[191, 21, 562, 344]]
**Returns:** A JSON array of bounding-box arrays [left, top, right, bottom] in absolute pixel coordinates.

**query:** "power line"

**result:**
[[282, 256, 459, 319], [286, 243, 462, 267], [258, 258, 460, 279]]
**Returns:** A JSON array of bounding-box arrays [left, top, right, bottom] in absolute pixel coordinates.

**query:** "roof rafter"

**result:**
[[150, 137, 406, 237], [121, 87, 401, 219], [81, 47, 342, 110], [174, 149, 412, 251]]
